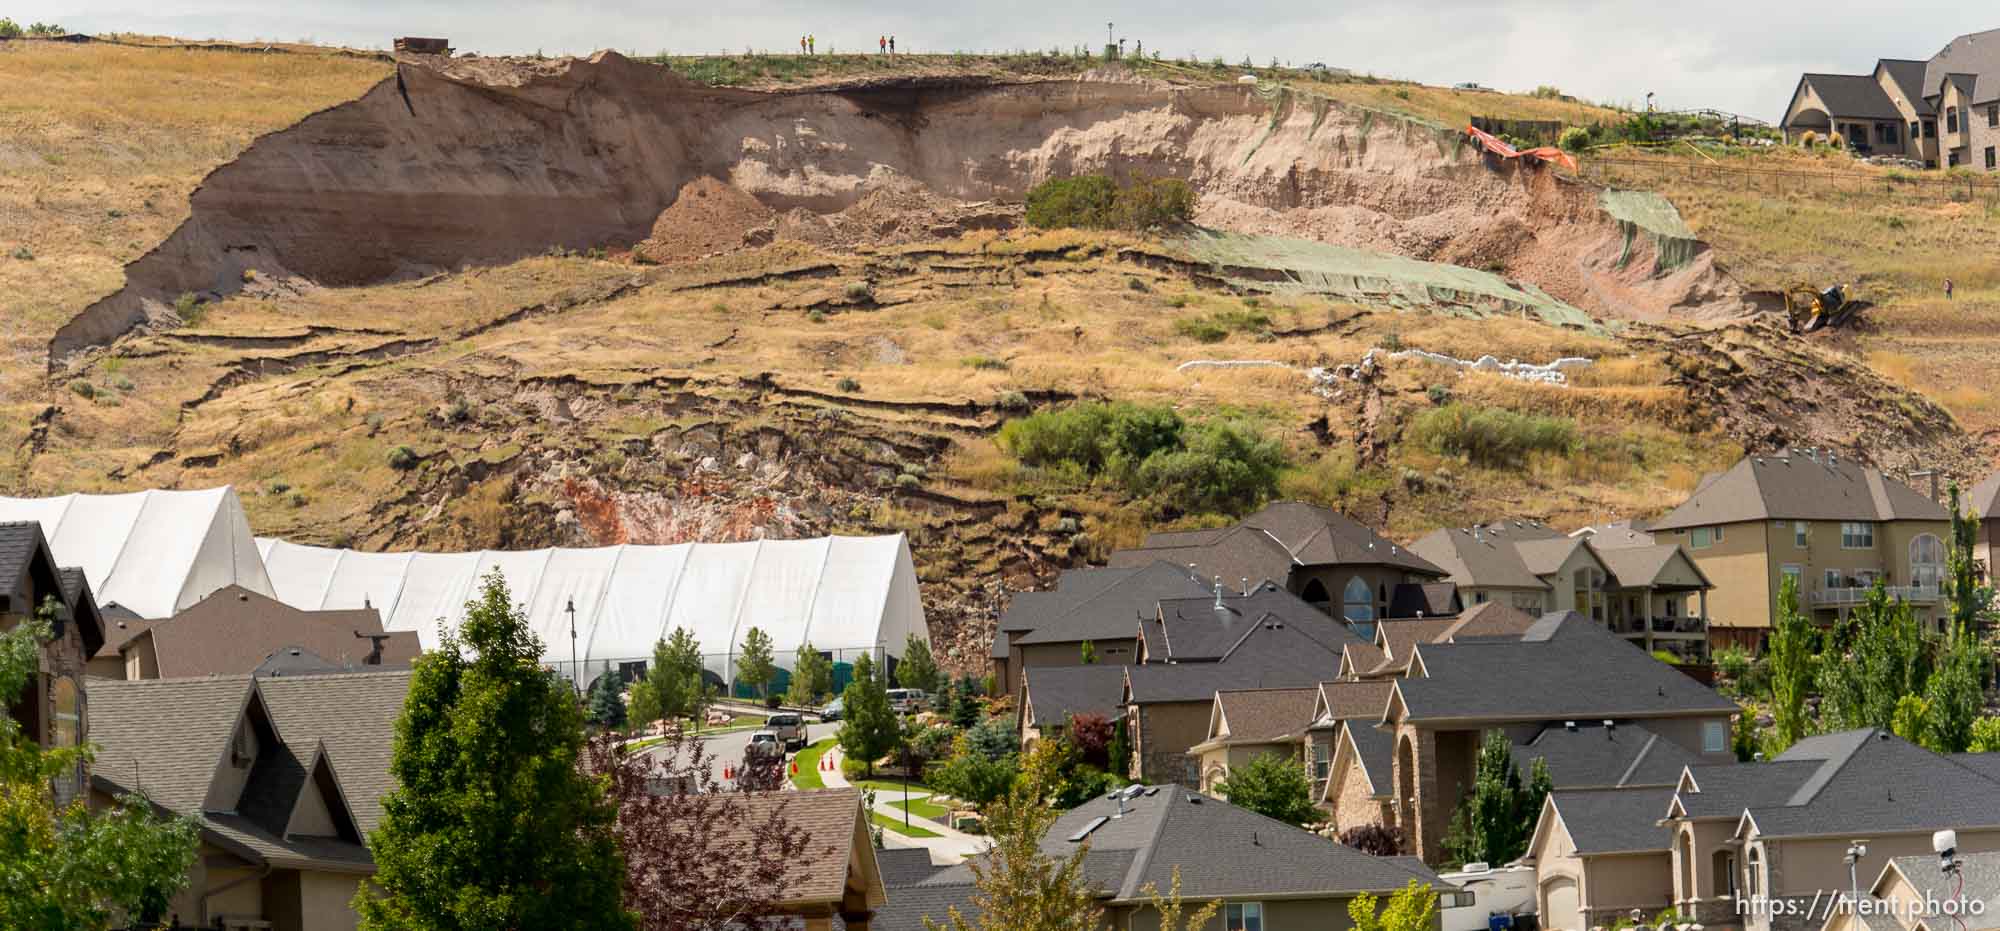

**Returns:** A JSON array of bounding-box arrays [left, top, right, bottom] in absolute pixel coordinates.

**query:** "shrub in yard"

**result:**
[[1408, 403, 1575, 469], [1025, 174, 1118, 229], [1557, 126, 1591, 153], [387, 445, 420, 471]]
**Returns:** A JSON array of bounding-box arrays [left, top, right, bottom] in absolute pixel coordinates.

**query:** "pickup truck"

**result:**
[[765, 713, 806, 752]]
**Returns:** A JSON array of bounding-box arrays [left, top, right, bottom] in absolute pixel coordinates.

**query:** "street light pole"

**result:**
[[567, 597, 580, 701]]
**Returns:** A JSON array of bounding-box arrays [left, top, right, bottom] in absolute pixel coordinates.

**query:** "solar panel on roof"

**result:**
[[1068, 815, 1109, 842]]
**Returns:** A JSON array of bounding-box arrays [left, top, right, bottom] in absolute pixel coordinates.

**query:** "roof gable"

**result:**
[[1653, 451, 1946, 529]]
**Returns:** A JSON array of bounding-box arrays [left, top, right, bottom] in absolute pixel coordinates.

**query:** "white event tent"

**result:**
[[0, 487, 274, 619], [256, 535, 929, 687]]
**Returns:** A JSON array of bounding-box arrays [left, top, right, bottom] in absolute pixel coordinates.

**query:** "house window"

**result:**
[[1342, 576, 1375, 624], [1911, 121, 1921, 142], [1824, 568, 1842, 590], [1987, 146, 1997, 170], [1747, 847, 1764, 897], [1911, 533, 1945, 590], [1704, 720, 1726, 753], [1840, 522, 1875, 549], [1989, 105, 1998, 127], [1951, 151, 1962, 167], [1691, 526, 1723, 549], [1794, 521, 1808, 548], [1880, 123, 1898, 145], [1924, 120, 1938, 139], [1474, 591, 1489, 604], [1313, 738, 1330, 781], [1225, 903, 1265, 931], [51, 676, 83, 806], [1948, 108, 1959, 133]]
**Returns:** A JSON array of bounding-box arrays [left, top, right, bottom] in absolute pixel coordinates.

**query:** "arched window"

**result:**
[[1910, 533, 1945, 590], [1343, 576, 1375, 623], [1746, 846, 1763, 897]]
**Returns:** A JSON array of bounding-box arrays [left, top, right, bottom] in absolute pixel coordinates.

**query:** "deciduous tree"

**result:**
[[0, 601, 200, 929], [924, 768, 1101, 931], [1767, 575, 1815, 753], [1339, 822, 1406, 857], [588, 727, 821, 931], [736, 626, 776, 700], [787, 640, 833, 707], [356, 571, 631, 930], [1139, 865, 1220, 931], [1214, 750, 1320, 828], [1350, 880, 1441, 931]]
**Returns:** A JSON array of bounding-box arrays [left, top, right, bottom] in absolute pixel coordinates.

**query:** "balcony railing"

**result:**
[[1810, 584, 1940, 606], [1611, 616, 1707, 636]]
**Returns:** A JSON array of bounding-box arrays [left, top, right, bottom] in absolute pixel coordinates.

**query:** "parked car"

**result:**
[[744, 730, 784, 763], [766, 712, 806, 752], [818, 697, 844, 722], [886, 688, 929, 714]]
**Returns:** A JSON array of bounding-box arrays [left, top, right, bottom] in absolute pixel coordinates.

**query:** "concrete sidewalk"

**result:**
[[821, 745, 988, 864]]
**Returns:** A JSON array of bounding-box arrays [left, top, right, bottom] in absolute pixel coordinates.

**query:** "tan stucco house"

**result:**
[[1529, 787, 1680, 931], [869, 783, 1448, 931], [1781, 28, 2000, 170], [1664, 729, 2000, 931], [1650, 450, 1949, 649], [1188, 686, 1318, 797], [1822, 850, 2000, 931], [1962, 471, 2000, 582]]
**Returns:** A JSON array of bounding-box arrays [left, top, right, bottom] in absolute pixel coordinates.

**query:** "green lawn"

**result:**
[[792, 737, 836, 790], [853, 778, 935, 796], [871, 810, 942, 839], [887, 796, 951, 821]]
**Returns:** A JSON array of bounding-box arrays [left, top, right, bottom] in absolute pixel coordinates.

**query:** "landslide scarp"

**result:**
[[55, 51, 1757, 367]]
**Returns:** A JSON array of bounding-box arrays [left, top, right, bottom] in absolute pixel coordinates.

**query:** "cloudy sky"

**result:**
[[12, 1, 1996, 121]]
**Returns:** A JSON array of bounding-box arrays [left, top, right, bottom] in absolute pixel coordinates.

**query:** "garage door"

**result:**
[[1542, 877, 1580, 931]]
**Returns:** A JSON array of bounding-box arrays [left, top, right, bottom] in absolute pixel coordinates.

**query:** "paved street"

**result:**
[[643, 720, 838, 785]]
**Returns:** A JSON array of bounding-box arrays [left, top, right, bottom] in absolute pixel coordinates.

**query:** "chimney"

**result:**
[[1213, 578, 1224, 609], [356, 631, 390, 666]]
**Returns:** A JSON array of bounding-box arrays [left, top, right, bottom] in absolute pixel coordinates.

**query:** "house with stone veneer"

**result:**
[[1, 522, 105, 807], [1821, 850, 2000, 931], [1781, 28, 2000, 170]]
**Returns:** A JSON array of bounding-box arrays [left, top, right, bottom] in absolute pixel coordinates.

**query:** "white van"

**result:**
[[1438, 862, 1538, 931], [885, 688, 928, 714]]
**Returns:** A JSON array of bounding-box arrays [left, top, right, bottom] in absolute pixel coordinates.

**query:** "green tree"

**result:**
[[1139, 865, 1221, 931], [1441, 731, 1539, 867], [1892, 694, 1931, 745], [951, 676, 983, 728], [1925, 623, 1986, 753], [1732, 709, 1761, 762], [356, 571, 632, 930], [631, 628, 707, 728], [924, 767, 1101, 931], [788, 640, 833, 707], [1768, 575, 1815, 753], [897, 634, 941, 693], [1079, 640, 1097, 665], [0, 601, 201, 929], [587, 671, 627, 731], [1213, 751, 1320, 828], [1819, 582, 1926, 731], [736, 626, 776, 700], [0, 18, 21, 38], [1945, 484, 1993, 631], [1107, 717, 1132, 779], [1349, 880, 1441, 931], [838, 653, 900, 777]]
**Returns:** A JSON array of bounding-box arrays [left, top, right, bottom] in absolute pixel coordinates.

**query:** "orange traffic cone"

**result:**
[[791, 760, 799, 775], [723, 764, 733, 780]]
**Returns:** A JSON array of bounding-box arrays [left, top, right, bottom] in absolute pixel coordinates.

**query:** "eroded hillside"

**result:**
[[6, 43, 1987, 672]]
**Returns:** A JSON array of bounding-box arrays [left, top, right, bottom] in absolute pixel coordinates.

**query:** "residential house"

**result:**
[[1138, 580, 1362, 663], [1664, 729, 2000, 931], [1317, 681, 1399, 833], [1110, 500, 1450, 632], [1650, 449, 1951, 647], [726, 789, 888, 931], [84, 602, 150, 678], [1823, 850, 2000, 931], [991, 561, 1206, 697], [1382, 613, 1739, 862], [2, 521, 104, 805], [1962, 470, 2000, 580], [1018, 663, 1129, 745], [1188, 686, 1319, 796], [1781, 29, 2000, 170], [871, 783, 1447, 931], [1513, 721, 1700, 791], [88, 670, 413, 931], [1529, 787, 1681, 931], [1124, 614, 1358, 785], [1339, 601, 1542, 680], [108, 584, 419, 680]]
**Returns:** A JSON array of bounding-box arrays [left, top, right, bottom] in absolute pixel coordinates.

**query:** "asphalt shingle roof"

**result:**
[[1317, 680, 1395, 723], [1144, 582, 1362, 660], [1800, 73, 1904, 120], [1652, 450, 1946, 530], [720, 789, 874, 907], [1923, 28, 2000, 106], [1023, 663, 1129, 727], [1515, 722, 1698, 789], [255, 670, 412, 836], [1410, 526, 1553, 590], [1743, 729, 2000, 838], [1125, 618, 1346, 704], [1594, 544, 1705, 590], [1212, 687, 1318, 744], [134, 585, 417, 679], [1111, 501, 1442, 580], [1387, 582, 1461, 618], [0, 521, 41, 595], [875, 847, 943, 887], [1549, 787, 1677, 854], [1884, 851, 2000, 923], [1965, 471, 2000, 522], [1669, 760, 1822, 820], [1395, 613, 1737, 723], [1880, 58, 1936, 115], [1343, 720, 1395, 796], [1108, 524, 1299, 590], [89, 675, 258, 813], [1008, 562, 1206, 646]]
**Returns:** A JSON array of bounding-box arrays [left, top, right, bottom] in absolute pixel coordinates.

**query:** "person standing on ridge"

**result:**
[[808, 34, 815, 55], [879, 35, 886, 54], [800, 35, 807, 55], [889, 35, 896, 55], [1946, 277, 1955, 300]]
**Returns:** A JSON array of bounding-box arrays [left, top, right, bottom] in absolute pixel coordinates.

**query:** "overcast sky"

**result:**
[[12, 1, 1996, 121]]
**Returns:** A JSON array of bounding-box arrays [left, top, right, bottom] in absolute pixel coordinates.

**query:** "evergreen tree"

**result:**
[[1107, 717, 1132, 779], [587, 670, 627, 731], [897, 634, 941, 692], [356, 571, 631, 930], [1079, 640, 1097, 665], [0, 600, 201, 928], [838, 653, 900, 777], [1767, 575, 1815, 753], [787, 640, 833, 707], [736, 626, 776, 700], [951, 677, 982, 728], [1441, 732, 1538, 867], [1213, 751, 1320, 827]]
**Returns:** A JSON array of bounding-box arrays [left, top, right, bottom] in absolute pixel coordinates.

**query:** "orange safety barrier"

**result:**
[[1465, 125, 1578, 172]]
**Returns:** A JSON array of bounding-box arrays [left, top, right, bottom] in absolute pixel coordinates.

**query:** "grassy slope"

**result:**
[[0, 41, 390, 485], [1600, 146, 2000, 444]]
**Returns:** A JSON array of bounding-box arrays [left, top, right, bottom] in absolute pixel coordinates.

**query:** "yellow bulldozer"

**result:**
[[1782, 282, 1861, 333]]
